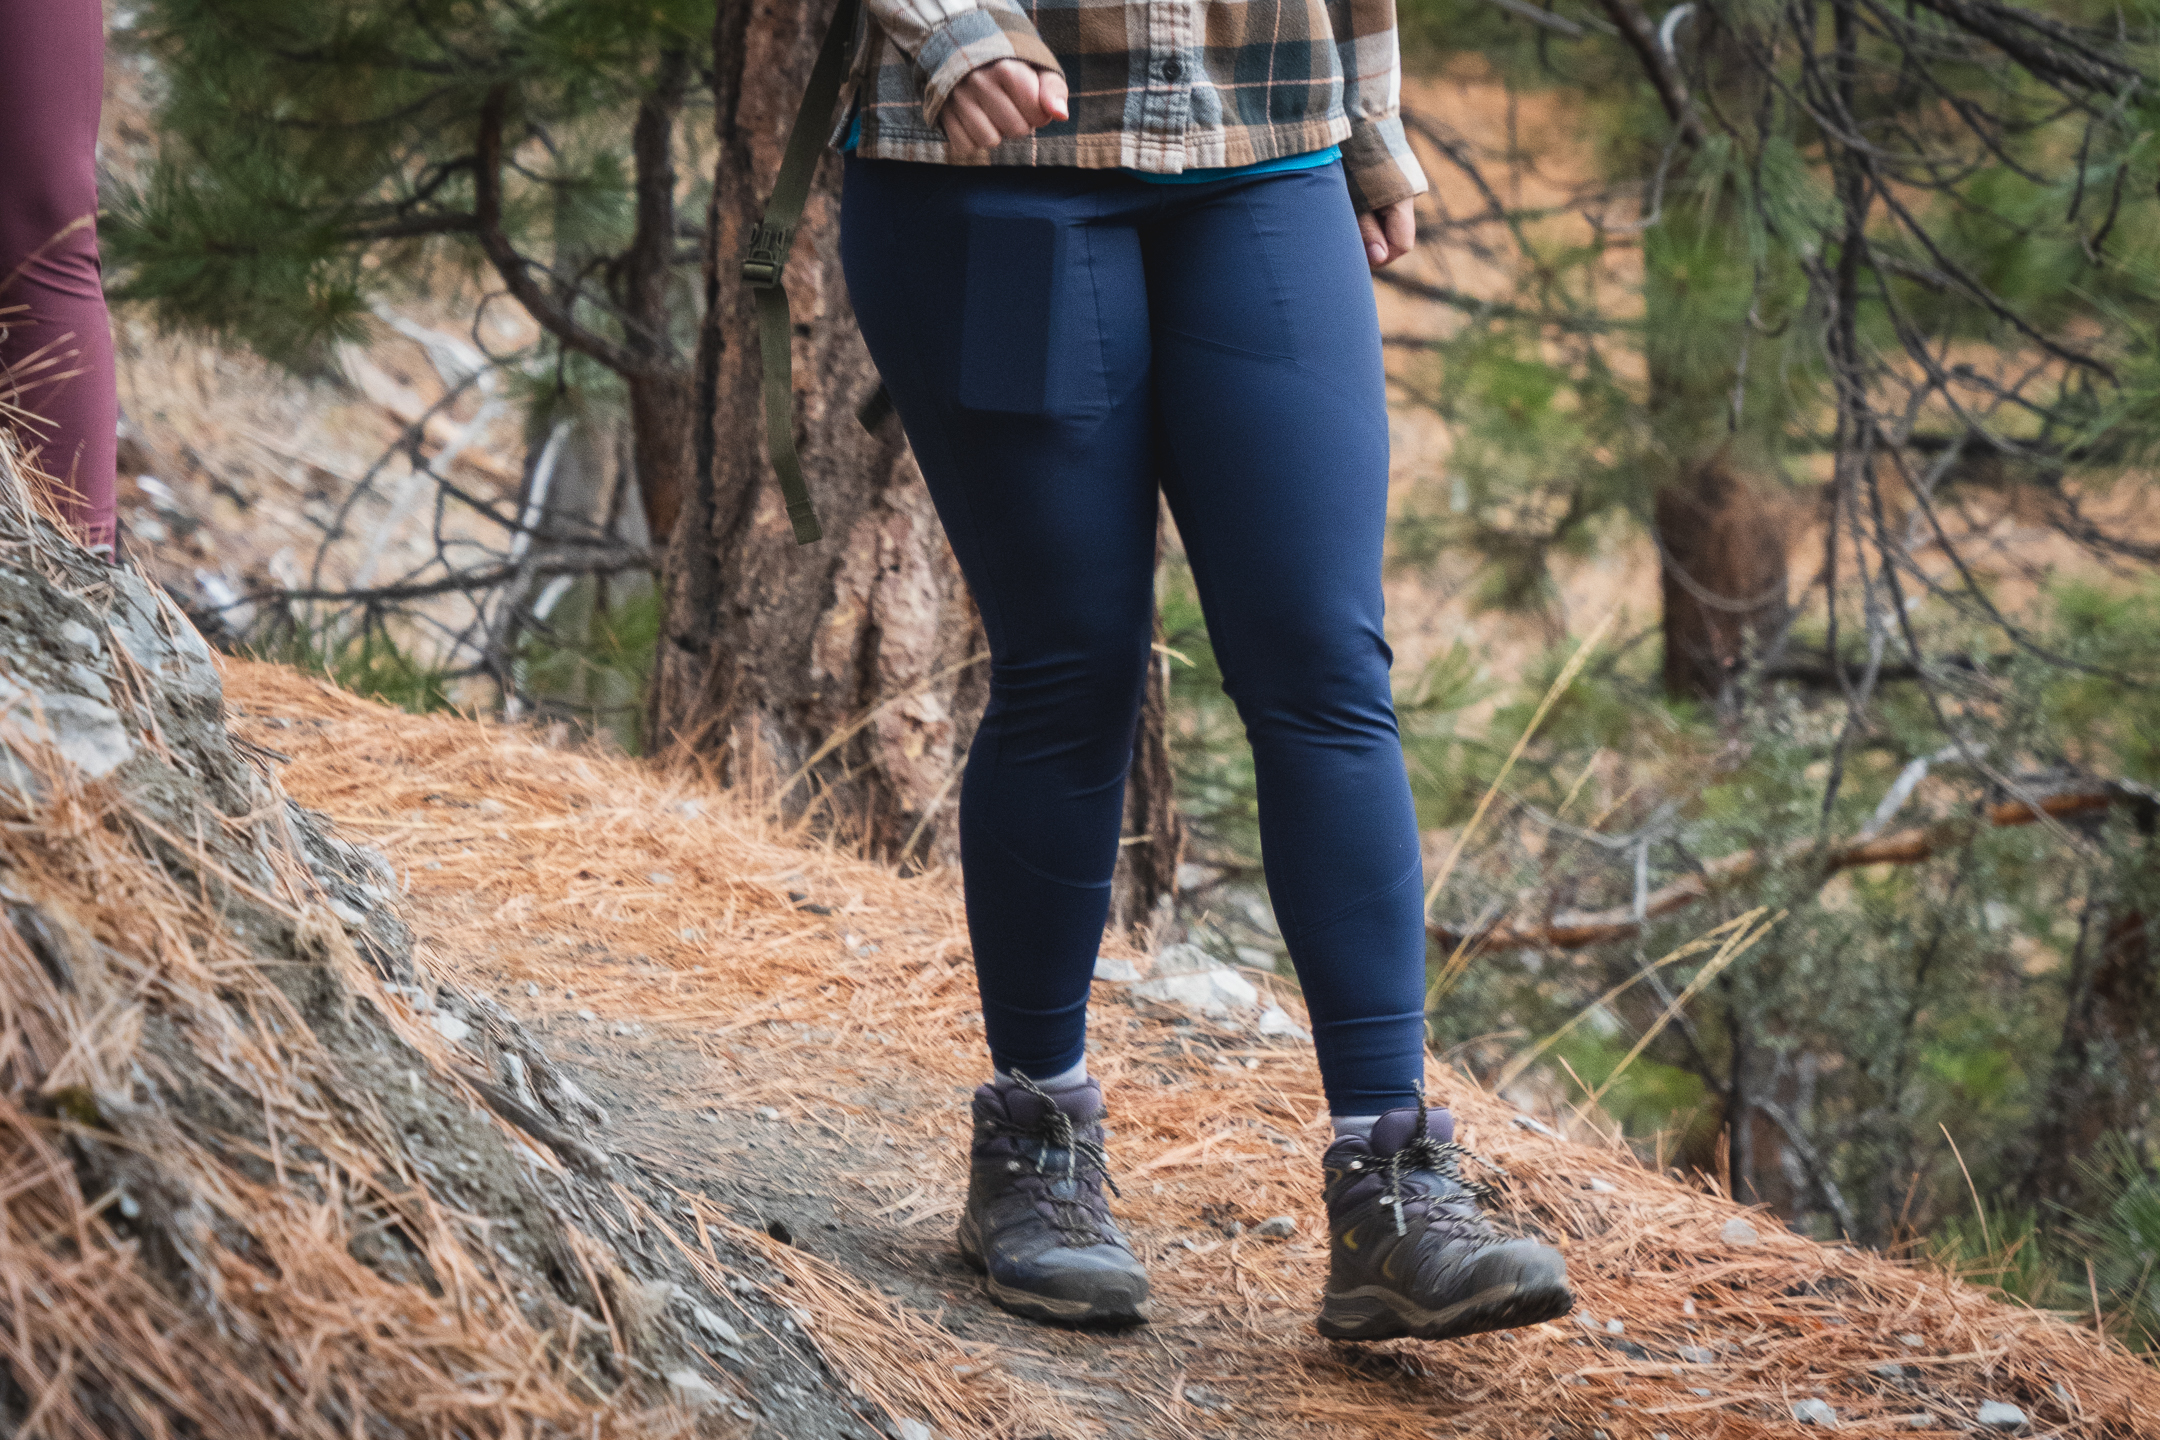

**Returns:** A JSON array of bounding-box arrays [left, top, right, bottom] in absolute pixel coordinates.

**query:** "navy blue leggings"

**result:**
[[840, 157, 1426, 1115]]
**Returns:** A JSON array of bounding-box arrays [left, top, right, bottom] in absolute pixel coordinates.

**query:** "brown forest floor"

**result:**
[[223, 659, 2160, 1440]]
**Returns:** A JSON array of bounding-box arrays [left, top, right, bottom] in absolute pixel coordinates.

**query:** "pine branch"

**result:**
[[472, 85, 649, 380], [1430, 783, 2156, 952]]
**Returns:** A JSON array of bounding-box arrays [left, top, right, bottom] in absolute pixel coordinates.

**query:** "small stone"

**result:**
[[525, 981, 539, 996], [1255, 1003, 1311, 1041], [1588, 1178, 1618, 1194], [1899, 1333, 1925, 1348], [1510, 1113, 1560, 1138], [755, 1107, 781, 1122], [1873, 1363, 1907, 1379], [576, 1008, 597, 1022], [1678, 1346, 1715, 1364], [1791, 1398, 1838, 1427], [691, 1305, 743, 1346], [1976, 1401, 2027, 1431], [1690, 1389, 1713, 1398], [1604, 1318, 1624, 1335], [1564, 1374, 1590, 1386], [893, 1422, 933, 1440], [1093, 954, 1140, 983], [1574, 1311, 1602, 1330], [664, 1368, 725, 1411], [679, 926, 704, 942], [1720, 1216, 1762, 1246], [1182, 1384, 1228, 1411], [429, 1013, 472, 1045], [1901, 1414, 1934, 1429], [648, 871, 674, 886], [1251, 1215, 1297, 1239], [475, 798, 506, 817], [1681, 1297, 1697, 1316]]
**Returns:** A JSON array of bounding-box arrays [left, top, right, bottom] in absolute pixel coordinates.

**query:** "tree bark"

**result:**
[[2017, 877, 2160, 1212], [620, 50, 694, 543], [653, 0, 1181, 906], [1654, 457, 1790, 703], [1109, 618, 1187, 937]]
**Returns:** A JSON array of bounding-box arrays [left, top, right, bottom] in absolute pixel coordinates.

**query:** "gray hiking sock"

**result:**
[[994, 1059, 1090, 1092], [1331, 1115, 1380, 1139]]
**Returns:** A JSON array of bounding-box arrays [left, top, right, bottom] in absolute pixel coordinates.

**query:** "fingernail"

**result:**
[[1368, 243, 1387, 265]]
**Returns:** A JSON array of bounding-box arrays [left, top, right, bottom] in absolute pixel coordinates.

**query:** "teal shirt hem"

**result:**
[[841, 114, 1337, 183]]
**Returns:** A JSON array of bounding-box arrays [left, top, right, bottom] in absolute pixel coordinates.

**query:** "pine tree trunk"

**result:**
[[652, 0, 1181, 916], [1654, 458, 1790, 704], [2017, 886, 2159, 1211]]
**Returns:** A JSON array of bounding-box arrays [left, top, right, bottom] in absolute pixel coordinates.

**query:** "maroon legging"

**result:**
[[0, 0, 116, 551]]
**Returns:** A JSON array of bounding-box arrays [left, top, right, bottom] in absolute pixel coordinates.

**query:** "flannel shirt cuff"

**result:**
[[1341, 113, 1428, 213], [915, 8, 1064, 126]]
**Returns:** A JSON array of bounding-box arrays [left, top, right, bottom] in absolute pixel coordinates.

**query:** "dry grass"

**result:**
[[228, 658, 2160, 1438], [0, 438, 700, 1438]]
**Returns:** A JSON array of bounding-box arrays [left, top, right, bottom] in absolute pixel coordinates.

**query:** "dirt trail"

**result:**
[[228, 659, 2160, 1439]]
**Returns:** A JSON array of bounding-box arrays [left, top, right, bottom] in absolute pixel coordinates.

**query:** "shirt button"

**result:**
[[1161, 58, 1183, 81]]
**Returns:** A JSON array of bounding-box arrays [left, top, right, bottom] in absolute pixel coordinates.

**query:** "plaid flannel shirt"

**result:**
[[848, 1, 1428, 211]]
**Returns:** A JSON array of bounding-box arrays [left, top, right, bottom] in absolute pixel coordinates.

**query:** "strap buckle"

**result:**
[[741, 221, 794, 288]]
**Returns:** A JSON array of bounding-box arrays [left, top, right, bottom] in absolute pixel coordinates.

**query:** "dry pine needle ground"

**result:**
[[225, 659, 2160, 1439]]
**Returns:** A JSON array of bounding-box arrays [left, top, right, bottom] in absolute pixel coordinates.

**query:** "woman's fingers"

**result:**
[[942, 92, 1000, 154], [944, 60, 1066, 152], [1037, 70, 1070, 123], [1361, 199, 1417, 269], [968, 66, 1034, 136], [1357, 210, 1388, 268]]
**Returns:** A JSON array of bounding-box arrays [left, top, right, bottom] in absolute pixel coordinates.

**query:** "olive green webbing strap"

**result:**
[[744, 0, 866, 545]]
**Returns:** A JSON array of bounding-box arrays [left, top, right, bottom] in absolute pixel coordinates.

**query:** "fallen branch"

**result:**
[[1431, 783, 2156, 953]]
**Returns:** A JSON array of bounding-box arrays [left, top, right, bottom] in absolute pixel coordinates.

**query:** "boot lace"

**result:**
[[1383, 1088, 1506, 1236], [993, 1072, 1122, 1245]]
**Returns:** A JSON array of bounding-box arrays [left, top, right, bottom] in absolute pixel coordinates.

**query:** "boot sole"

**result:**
[[1317, 1277, 1574, 1342], [957, 1223, 1150, 1326]]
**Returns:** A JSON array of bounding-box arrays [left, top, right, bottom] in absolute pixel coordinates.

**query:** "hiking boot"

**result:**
[[1318, 1100, 1572, 1341], [956, 1076, 1150, 1325]]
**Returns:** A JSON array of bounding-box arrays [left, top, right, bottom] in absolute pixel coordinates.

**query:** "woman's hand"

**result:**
[[941, 59, 1070, 156], [1359, 199, 1416, 269]]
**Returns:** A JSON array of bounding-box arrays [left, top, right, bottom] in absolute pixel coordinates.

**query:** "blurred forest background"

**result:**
[[71, 0, 2160, 1354]]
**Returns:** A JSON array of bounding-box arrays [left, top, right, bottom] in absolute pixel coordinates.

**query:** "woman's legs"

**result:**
[[841, 160, 1161, 1083], [841, 156, 1425, 1113], [1143, 164, 1428, 1119], [0, 0, 117, 552]]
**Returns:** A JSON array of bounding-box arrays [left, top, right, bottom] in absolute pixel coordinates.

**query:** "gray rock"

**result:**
[[755, 1106, 781, 1122], [1720, 1216, 1762, 1245], [1872, 1363, 1908, 1379], [1251, 1215, 1298, 1239], [1792, 1398, 1838, 1427], [1587, 1177, 1618, 1194], [691, 1304, 743, 1346], [664, 1368, 726, 1411], [1677, 1345, 1716, 1364], [1092, 954, 1140, 983], [1901, 1414, 1934, 1429], [1132, 943, 1258, 1018], [429, 1013, 472, 1045], [1976, 1401, 2027, 1431], [1182, 1384, 1228, 1411], [892, 1422, 934, 1440], [1899, 1333, 1926, 1348]]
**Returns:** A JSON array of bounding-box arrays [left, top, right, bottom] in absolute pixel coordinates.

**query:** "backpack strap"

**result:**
[[742, 0, 867, 546]]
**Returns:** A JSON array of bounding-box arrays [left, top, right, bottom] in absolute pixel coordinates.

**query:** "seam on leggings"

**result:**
[[982, 823, 1116, 892], [1276, 853, 1422, 943]]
